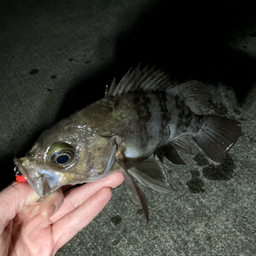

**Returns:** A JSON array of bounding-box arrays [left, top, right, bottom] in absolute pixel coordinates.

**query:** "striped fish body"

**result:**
[[82, 91, 200, 161]]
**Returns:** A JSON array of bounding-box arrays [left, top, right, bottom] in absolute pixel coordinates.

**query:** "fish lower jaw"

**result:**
[[13, 157, 51, 198]]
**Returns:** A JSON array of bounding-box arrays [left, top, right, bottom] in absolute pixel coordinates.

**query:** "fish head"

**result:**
[[14, 121, 117, 198]]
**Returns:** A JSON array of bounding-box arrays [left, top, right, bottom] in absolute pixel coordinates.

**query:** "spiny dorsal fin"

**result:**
[[106, 65, 212, 115], [106, 64, 172, 97]]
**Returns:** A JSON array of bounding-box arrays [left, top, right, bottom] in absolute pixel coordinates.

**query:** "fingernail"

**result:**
[[47, 204, 58, 219]]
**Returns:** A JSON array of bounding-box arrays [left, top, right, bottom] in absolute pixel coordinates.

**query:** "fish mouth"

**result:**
[[13, 157, 51, 198]]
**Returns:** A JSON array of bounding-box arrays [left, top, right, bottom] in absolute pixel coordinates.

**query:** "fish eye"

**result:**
[[47, 142, 75, 167]]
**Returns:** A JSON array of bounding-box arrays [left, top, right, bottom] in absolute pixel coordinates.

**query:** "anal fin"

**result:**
[[169, 136, 192, 154], [120, 169, 149, 224], [155, 143, 186, 165], [116, 155, 149, 224], [193, 116, 241, 162]]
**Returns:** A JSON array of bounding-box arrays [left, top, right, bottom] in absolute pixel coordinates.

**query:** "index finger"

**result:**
[[50, 171, 124, 223], [51, 171, 124, 249], [0, 182, 39, 233]]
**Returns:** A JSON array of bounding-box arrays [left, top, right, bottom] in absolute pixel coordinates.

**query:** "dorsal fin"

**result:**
[[167, 81, 211, 115], [106, 64, 172, 97], [106, 64, 212, 115]]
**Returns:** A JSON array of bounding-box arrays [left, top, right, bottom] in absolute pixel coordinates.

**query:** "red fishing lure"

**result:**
[[14, 165, 27, 182], [16, 174, 27, 182]]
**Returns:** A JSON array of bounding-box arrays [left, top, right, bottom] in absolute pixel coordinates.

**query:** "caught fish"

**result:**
[[14, 65, 241, 223]]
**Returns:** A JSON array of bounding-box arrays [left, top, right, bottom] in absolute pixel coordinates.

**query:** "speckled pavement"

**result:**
[[1, 0, 255, 255]]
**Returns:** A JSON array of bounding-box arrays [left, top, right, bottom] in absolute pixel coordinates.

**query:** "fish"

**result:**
[[14, 65, 242, 223]]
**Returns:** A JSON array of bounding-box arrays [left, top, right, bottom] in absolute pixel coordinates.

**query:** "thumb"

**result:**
[[0, 182, 39, 233], [39, 188, 64, 220]]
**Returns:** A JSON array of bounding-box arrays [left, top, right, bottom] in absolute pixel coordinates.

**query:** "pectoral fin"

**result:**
[[128, 158, 175, 193]]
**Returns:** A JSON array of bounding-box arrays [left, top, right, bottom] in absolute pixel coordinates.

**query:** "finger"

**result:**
[[39, 189, 64, 220], [0, 182, 39, 233], [53, 187, 112, 250], [50, 171, 124, 223]]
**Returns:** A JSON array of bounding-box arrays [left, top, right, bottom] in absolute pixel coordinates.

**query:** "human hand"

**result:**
[[0, 171, 124, 256]]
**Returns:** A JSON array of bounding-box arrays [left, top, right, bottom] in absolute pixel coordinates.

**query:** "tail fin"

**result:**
[[192, 116, 241, 162]]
